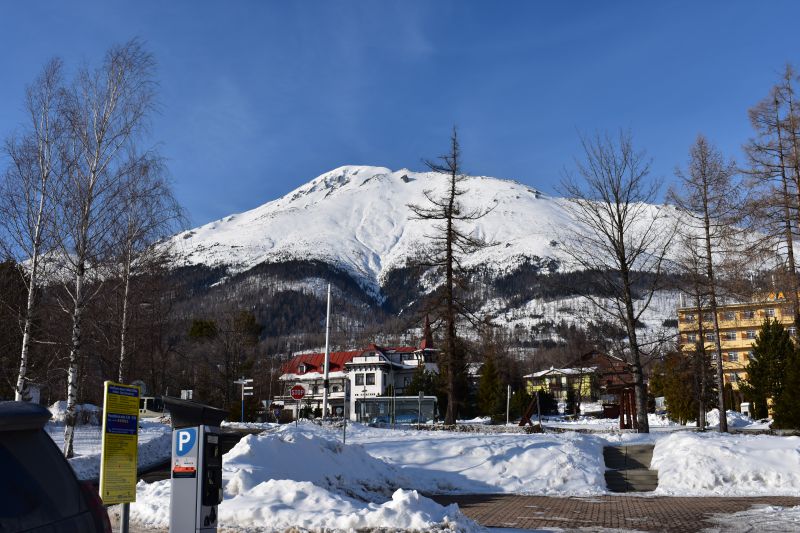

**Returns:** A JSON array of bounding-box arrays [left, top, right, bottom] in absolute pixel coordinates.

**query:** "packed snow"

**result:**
[[704, 505, 800, 532], [652, 432, 800, 496]]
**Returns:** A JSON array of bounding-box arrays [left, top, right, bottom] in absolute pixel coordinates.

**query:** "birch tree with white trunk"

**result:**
[[0, 59, 64, 401], [114, 157, 183, 383], [55, 40, 157, 458]]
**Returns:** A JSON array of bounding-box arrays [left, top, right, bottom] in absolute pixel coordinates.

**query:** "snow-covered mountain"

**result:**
[[172, 165, 671, 298]]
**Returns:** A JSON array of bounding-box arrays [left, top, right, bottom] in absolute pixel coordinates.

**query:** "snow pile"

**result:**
[[134, 480, 480, 532], [349, 424, 607, 495], [49, 401, 101, 425], [652, 432, 800, 495], [131, 424, 481, 532], [706, 505, 800, 531], [224, 425, 409, 501], [705, 408, 760, 429]]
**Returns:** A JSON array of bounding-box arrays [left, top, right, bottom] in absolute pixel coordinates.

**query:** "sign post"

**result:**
[[234, 377, 254, 423], [99, 381, 141, 533], [290, 385, 306, 426]]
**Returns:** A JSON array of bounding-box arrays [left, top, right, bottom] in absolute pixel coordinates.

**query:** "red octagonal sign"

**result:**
[[290, 385, 306, 400]]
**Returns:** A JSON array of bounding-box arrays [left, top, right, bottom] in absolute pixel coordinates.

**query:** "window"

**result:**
[[727, 352, 739, 363], [703, 312, 713, 322], [724, 311, 735, 321], [724, 332, 737, 341], [765, 308, 776, 317], [743, 310, 755, 319], [705, 332, 715, 341], [790, 327, 797, 337], [684, 313, 696, 322], [365, 373, 375, 385], [332, 385, 340, 393], [687, 333, 697, 342], [746, 330, 756, 339], [312, 384, 319, 395], [747, 351, 755, 361], [355, 373, 364, 386]]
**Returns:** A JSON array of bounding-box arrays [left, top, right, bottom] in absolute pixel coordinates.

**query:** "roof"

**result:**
[[525, 366, 597, 379], [281, 350, 361, 376]]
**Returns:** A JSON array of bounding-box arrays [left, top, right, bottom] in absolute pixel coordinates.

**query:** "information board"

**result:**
[[99, 381, 140, 504]]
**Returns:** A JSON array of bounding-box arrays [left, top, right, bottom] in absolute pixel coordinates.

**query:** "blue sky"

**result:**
[[1, 1, 799, 226]]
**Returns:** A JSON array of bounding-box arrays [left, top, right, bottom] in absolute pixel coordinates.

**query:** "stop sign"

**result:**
[[290, 385, 306, 400]]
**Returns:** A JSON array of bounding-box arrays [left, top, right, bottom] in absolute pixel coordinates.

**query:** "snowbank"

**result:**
[[224, 425, 409, 501], [705, 409, 763, 429], [49, 401, 101, 425], [652, 432, 800, 495], [131, 424, 481, 532], [706, 505, 800, 531], [133, 480, 480, 532], [348, 424, 607, 495]]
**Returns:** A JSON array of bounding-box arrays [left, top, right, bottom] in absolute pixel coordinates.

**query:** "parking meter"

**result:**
[[163, 397, 228, 533]]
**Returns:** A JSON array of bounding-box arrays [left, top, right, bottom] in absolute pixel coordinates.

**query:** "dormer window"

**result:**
[[299, 364, 307, 374]]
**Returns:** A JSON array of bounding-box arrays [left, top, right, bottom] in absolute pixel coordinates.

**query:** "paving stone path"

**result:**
[[433, 494, 800, 532]]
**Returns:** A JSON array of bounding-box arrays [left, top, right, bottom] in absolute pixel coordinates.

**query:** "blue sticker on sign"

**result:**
[[176, 428, 197, 456]]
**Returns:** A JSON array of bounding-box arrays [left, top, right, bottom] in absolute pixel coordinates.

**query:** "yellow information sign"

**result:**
[[99, 381, 140, 504]]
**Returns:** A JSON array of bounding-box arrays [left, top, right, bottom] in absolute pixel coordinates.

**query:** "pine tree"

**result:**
[[773, 350, 800, 428], [477, 354, 503, 422], [741, 318, 796, 419]]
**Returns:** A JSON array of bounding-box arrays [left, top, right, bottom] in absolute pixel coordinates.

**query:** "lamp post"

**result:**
[[361, 385, 367, 423], [234, 377, 254, 422]]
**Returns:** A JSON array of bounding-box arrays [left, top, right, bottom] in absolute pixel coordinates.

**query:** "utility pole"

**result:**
[[322, 284, 332, 420], [234, 377, 254, 423], [506, 385, 511, 425]]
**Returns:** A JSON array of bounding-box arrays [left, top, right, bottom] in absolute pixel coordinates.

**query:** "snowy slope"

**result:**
[[171, 165, 676, 298]]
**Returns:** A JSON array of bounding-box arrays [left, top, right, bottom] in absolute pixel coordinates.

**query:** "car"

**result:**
[[0, 401, 111, 532]]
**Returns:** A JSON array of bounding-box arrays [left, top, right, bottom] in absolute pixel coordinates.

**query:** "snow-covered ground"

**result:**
[[41, 402, 800, 531]]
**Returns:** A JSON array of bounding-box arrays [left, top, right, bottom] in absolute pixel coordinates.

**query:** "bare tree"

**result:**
[[560, 130, 675, 433], [114, 157, 184, 383], [0, 59, 64, 401], [408, 128, 493, 425], [55, 40, 157, 458], [745, 86, 800, 326], [669, 135, 739, 432]]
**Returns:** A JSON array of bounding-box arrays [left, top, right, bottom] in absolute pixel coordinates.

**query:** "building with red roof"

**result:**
[[277, 318, 438, 420]]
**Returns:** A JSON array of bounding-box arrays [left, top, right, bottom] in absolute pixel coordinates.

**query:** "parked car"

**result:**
[[0, 401, 111, 532]]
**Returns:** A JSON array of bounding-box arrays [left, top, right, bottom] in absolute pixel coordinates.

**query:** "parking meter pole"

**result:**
[[120, 503, 129, 533], [164, 397, 227, 533]]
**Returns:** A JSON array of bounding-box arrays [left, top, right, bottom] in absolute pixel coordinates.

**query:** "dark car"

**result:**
[[0, 401, 111, 532]]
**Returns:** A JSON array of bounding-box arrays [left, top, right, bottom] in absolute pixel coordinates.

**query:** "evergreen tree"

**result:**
[[565, 387, 579, 417], [477, 354, 504, 422], [741, 319, 795, 419], [773, 350, 800, 428], [651, 349, 717, 425]]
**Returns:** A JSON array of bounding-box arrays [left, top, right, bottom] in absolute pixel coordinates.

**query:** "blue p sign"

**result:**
[[176, 428, 197, 456]]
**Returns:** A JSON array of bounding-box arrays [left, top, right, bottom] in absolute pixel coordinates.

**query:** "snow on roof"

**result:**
[[524, 366, 598, 379], [280, 351, 361, 376]]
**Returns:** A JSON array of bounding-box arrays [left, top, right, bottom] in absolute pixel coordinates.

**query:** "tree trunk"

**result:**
[[118, 247, 132, 383], [63, 265, 85, 459], [620, 261, 649, 433], [444, 163, 458, 425]]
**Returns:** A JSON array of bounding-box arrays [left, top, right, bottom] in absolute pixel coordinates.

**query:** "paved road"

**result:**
[[432, 494, 800, 532]]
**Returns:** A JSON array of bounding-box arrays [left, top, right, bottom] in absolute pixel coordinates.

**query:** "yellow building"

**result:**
[[677, 292, 797, 388]]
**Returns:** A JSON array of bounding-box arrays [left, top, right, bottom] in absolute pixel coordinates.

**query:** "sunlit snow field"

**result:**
[[42, 405, 800, 532]]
